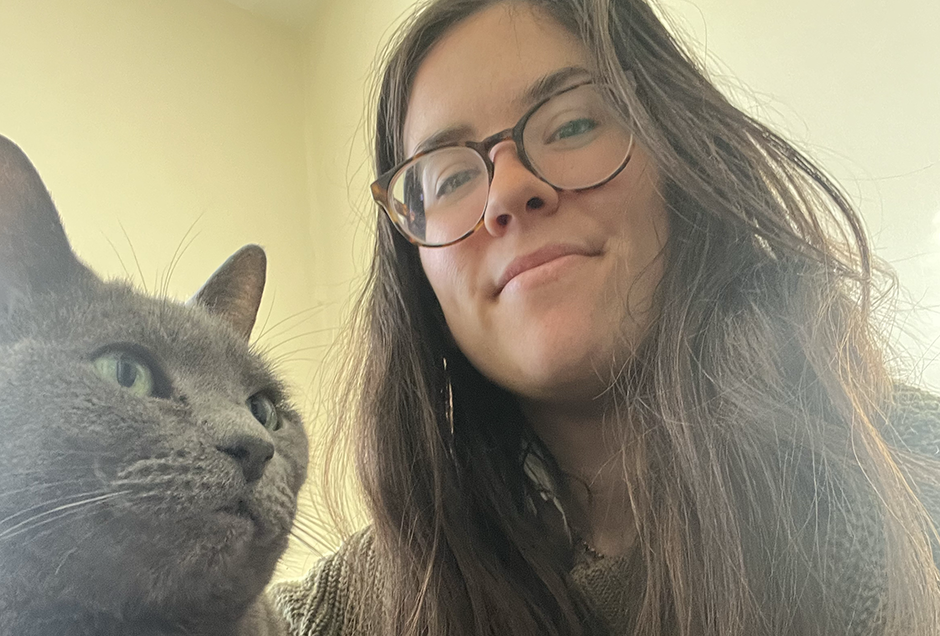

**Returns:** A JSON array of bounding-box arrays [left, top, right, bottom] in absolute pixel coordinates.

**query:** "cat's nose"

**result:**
[[217, 434, 274, 482]]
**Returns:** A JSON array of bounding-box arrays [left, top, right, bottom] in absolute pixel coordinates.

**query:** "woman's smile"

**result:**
[[495, 244, 598, 296]]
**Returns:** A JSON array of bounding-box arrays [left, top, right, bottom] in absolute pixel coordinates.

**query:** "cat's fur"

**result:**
[[0, 135, 306, 635]]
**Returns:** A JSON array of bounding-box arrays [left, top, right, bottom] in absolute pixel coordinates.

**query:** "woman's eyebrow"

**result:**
[[516, 66, 592, 108], [412, 124, 475, 156]]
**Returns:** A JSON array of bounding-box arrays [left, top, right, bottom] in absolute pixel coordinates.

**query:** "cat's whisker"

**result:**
[[0, 490, 113, 525], [103, 234, 133, 280], [9, 448, 117, 459], [2, 505, 111, 543], [118, 222, 147, 293], [160, 214, 204, 298], [291, 523, 331, 546], [269, 357, 320, 365], [0, 478, 102, 499], [17, 509, 107, 549], [260, 328, 334, 353], [112, 472, 195, 487], [254, 305, 324, 342], [0, 490, 128, 536], [31, 450, 118, 460], [293, 508, 335, 533], [1, 490, 131, 538], [53, 516, 123, 576], [161, 232, 202, 298], [0, 467, 93, 477], [287, 527, 324, 554], [267, 346, 328, 359], [265, 347, 330, 366], [289, 512, 337, 555], [255, 288, 279, 341]]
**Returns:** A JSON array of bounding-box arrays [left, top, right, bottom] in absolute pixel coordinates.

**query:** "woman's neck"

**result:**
[[520, 398, 636, 557]]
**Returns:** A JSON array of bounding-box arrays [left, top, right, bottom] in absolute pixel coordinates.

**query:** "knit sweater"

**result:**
[[266, 388, 940, 635]]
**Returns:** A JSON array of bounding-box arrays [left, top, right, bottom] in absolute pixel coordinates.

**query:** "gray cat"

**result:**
[[0, 135, 306, 635]]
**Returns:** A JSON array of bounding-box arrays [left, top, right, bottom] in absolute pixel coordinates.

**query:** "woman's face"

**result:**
[[404, 3, 669, 409]]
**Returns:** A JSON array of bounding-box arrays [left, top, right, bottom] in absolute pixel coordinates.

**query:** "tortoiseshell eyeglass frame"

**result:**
[[370, 80, 635, 248]]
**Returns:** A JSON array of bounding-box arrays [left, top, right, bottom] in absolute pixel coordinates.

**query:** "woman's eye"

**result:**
[[548, 117, 598, 142], [93, 352, 155, 397], [247, 393, 280, 432], [435, 168, 479, 198]]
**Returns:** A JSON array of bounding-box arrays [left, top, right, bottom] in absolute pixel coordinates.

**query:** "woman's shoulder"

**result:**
[[266, 527, 383, 636], [885, 385, 940, 458], [885, 385, 940, 554]]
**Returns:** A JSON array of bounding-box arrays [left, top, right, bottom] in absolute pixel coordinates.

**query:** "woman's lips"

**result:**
[[496, 244, 594, 294]]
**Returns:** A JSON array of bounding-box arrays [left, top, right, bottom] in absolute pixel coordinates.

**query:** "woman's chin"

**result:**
[[482, 342, 621, 409]]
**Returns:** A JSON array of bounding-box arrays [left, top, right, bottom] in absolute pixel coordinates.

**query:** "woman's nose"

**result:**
[[481, 140, 559, 237]]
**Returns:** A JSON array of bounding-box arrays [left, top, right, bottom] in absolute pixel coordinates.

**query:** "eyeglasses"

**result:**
[[371, 81, 635, 248]]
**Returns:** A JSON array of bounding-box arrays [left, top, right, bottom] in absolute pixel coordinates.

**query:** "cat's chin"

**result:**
[[24, 499, 290, 597], [206, 493, 296, 547], [218, 498, 254, 518], [210, 502, 270, 544], [137, 507, 285, 567], [0, 515, 284, 636]]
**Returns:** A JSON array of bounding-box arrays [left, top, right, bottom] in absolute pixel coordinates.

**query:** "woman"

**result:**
[[271, 0, 940, 634]]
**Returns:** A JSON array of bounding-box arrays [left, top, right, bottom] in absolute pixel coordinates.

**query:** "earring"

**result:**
[[443, 356, 456, 451]]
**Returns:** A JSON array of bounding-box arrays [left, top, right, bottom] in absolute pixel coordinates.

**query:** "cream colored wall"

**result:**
[[0, 0, 318, 576], [292, 0, 419, 574], [655, 0, 940, 384], [302, 0, 415, 334]]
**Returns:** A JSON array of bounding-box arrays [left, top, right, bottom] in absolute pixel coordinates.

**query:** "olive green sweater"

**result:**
[[266, 388, 940, 635]]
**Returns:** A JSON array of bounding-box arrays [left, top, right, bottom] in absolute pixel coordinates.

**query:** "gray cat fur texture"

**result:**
[[0, 135, 307, 635]]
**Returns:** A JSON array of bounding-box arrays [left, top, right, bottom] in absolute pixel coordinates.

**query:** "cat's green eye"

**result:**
[[247, 393, 279, 431], [93, 351, 155, 397]]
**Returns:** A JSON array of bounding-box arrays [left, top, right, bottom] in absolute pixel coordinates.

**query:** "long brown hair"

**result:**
[[326, 0, 940, 634]]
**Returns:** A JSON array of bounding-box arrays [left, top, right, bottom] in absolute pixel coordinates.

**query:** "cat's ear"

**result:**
[[189, 245, 266, 340], [0, 135, 91, 316]]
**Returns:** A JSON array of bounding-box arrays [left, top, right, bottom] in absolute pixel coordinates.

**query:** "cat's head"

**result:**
[[0, 135, 308, 627]]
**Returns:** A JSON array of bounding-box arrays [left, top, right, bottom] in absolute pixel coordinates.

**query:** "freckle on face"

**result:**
[[407, 4, 670, 408]]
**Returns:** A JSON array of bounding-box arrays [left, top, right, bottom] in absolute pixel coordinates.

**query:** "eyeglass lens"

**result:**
[[387, 84, 632, 247]]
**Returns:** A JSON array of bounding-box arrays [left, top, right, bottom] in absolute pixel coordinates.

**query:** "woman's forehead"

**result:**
[[402, 4, 589, 156]]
